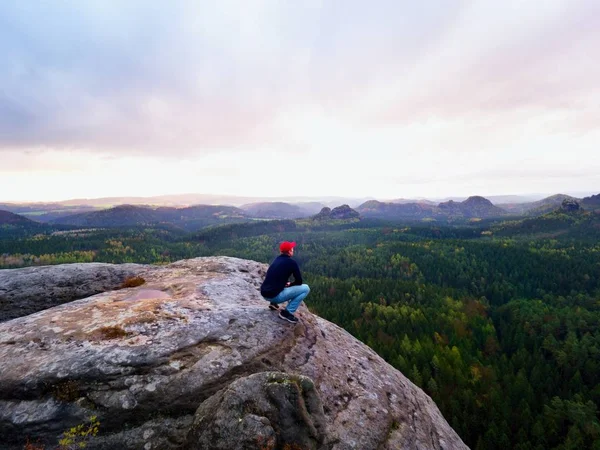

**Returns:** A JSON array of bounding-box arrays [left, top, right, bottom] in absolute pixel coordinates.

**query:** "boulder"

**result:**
[[0, 257, 468, 449]]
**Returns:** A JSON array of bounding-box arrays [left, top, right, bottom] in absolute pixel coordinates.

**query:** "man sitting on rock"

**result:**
[[260, 241, 310, 324]]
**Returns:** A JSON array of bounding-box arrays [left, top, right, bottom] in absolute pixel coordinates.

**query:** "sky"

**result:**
[[1, 0, 599, 203]]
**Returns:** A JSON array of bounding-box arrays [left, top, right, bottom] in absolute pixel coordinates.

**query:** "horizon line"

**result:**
[[1, 190, 598, 206]]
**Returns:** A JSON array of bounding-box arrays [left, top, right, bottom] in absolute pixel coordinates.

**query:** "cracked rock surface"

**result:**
[[0, 256, 468, 449]]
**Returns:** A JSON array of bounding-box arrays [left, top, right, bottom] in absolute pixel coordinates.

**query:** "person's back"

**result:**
[[260, 241, 310, 324], [260, 254, 302, 298]]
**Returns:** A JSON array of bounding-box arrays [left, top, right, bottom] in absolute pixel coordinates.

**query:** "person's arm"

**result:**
[[290, 260, 303, 286]]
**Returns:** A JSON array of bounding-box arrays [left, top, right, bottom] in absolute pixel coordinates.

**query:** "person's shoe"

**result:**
[[278, 309, 299, 324], [268, 302, 279, 311]]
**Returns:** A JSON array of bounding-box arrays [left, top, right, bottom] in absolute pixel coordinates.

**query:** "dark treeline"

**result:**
[[1, 214, 599, 449]]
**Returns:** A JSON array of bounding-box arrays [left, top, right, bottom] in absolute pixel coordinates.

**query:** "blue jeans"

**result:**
[[264, 284, 310, 314]]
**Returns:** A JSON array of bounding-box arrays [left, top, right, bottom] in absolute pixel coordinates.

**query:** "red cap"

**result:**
[[279, 241, 296, 253]]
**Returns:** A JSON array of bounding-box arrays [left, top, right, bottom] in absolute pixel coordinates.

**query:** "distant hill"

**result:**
[[499, 194, 579, 215], [5, 192, 594, 225], [52, 204, 249, 230], [356, 200, 437, 219], [357, 196, 505, 220], [240, 202, 310, 219], [0, 203, 99, 222], [311, 205, 360, 221], [0, 210, 54, 238], [438, 196, 506, 218], [581, 193, 600, 211], [160, 204, 247, 221], [52, 205, 163, 227], [49, 194, 371, 208], [0, 202, 64, 214], [492, 201, 598, 241], [0, 210, 38, 226], [389, 198, 437, 205]]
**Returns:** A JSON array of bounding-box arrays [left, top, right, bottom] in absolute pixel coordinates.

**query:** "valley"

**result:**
[[1, 195, 599, 449]]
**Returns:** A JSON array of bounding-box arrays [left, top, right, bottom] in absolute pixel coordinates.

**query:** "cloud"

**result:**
[[0, 0, 598, 202], [0, 2, 298, 154], [0, 1, 463, 156], [363, 0, 600, 127]]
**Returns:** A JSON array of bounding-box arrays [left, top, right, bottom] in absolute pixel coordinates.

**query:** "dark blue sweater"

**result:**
[[260, 254, 303, 298]]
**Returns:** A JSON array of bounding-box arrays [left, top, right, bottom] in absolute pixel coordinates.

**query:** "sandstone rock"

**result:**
[[0, 262, 149, 322], [329, 204, 360, 219], [560, 198, 581, 213], [0, 257, 468, 449], [185, 371, 326, 450], [312, 205, 359, 221], [313, 207, 332, 220]]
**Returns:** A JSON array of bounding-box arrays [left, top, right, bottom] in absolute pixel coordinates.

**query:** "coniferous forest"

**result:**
[[1, 211, 599, 449]]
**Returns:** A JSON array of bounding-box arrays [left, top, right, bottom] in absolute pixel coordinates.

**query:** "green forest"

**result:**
[[1, 211, 599, 449]]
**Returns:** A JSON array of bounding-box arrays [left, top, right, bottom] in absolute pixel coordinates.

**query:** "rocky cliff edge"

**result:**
[[0, 257, 468, 450]]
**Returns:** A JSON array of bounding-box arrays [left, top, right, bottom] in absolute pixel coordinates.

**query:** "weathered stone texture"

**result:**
[[0, 257, 469, 449], [0, 262, 149, 322]]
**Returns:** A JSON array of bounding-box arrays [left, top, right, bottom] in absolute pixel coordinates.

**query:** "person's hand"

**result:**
[[285, 282, 291, 287]]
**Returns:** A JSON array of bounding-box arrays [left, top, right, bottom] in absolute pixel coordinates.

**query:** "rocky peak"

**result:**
[[560, 198, 581, 213], [462, 196, 493, 207], [438, 196, 505, 218], [0, 257, 468, 449], [329, 204, 360, 219], [312, 207, 332, 220], [312, 205, 359, 221]]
